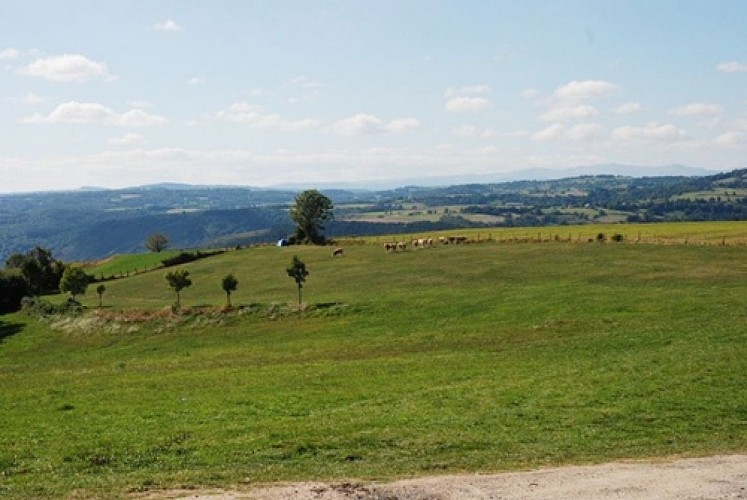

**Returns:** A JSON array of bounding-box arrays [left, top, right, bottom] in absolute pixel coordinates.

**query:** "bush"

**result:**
[[0, 272, 28, 313], [161, 250, 223, 268], [21, 296, 83, 317], [611, 233, 624, 242]]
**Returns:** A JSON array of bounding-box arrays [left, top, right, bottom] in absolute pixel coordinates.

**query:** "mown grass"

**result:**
[[1, 231, 746, 497]]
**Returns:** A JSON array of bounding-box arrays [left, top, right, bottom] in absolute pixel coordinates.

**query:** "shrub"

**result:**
[[21, 296, 83, 317], [161, 250, 223, 268], [611, 233, 624, 242], [0, 272, 28, 313]]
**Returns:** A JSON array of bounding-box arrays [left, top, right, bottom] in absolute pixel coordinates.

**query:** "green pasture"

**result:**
[[674, 188, 747, 201], [1, 228, 746, 497], [84, 250, 182, 279], [355, 220, 747, 246]]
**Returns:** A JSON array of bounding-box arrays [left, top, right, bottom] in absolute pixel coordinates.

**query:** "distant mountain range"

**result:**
[[52, 164, 726, 195]]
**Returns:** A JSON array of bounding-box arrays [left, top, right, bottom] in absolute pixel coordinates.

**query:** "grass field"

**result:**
[[84, 250, 183, 279], [1, 223, 746, 497], [346, 220, 747, 246]]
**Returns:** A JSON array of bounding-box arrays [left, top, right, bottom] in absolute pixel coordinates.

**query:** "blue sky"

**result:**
[[1, 1, 746, 192]]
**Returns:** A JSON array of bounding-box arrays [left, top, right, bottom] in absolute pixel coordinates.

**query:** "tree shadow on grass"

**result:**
[[0, 320, 24, 344]]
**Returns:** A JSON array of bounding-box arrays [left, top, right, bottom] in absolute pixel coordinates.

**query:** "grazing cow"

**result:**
[[397, 241, 407, 251], [439, 236, 448, 245], [332, 247, 344, 257], [384, 242, 396, 251]]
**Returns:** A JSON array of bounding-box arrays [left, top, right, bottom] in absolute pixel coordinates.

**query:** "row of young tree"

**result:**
[[163, 256, 308, 309], [6, 253, 309, 314]]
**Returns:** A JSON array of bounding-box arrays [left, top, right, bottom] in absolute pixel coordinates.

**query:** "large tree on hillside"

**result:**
[[289, 190, 334, 245], [145, 233, 170, 253], [60, 267, 90, 300], [5, 247, 66, 295]]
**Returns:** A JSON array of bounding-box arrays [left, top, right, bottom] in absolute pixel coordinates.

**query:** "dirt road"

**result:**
[[143, 454, 746, 499]]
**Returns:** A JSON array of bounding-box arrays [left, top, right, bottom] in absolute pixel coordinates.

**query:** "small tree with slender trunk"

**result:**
[[165, 269, 191, 309], [221, 273, 238, 308], [286, 255, 309, 306], [96, 284, 106, 308]]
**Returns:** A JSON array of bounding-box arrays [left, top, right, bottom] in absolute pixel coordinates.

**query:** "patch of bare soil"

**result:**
[[138, 454, 746, 499]]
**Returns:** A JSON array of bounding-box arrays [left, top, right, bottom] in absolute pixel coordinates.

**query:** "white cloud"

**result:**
[[502, 130, 530, 138], [445, 96, 490, 113], [332, 113, 419, 136], [734, 118, 747, 131], [128, 100, 153, 109], [4, 92, 45, 105], [187, 77, 205, 85], [532, 123, 565, 141], [20, 54, 115, 83], [108, 133, 147, 145], [473, 146, 500, 155], [614, 102, 643, 114], [716, 61, 747, 73], [452, 125, 478, 137], [22, 92, 45, 105], [445, 84, 490, 98], [1, 48, 20, 60], [611, 122, 689, 142], [288, 76, 325, 91], [714, 132, 745, 146], [153, 19, 183, 32], [331, 114, 372, 134], [531, 123, 602, 141], [23, 101, 167, 127], [214, 102, 319, 131], [520, 88, 539, 100], [451, 126, 501, 139], [539, 104, 598, 122], [566, 123, 603, 141], [434, 143, 455, 152], [117, 109, 168, 127], [555, 80, 618, 100], [385, 117, 420, 133], [669, 102, 723, 117]]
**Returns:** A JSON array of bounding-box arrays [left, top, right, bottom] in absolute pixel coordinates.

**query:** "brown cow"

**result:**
[[332, 247, 344, 257]]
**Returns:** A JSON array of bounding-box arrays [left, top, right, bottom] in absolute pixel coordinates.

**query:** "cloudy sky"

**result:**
[[1, 1, 746, 193]]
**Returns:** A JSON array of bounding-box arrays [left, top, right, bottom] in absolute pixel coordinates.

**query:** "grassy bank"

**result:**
[[1, 240, 745, 497]]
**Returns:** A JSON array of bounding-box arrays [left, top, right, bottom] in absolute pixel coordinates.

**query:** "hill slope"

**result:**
[[1, 239, 745, 496]]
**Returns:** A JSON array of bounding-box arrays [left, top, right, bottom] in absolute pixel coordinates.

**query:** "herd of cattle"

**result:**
[[331, 235, 472, 256], [383, 235, 469, 252]]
